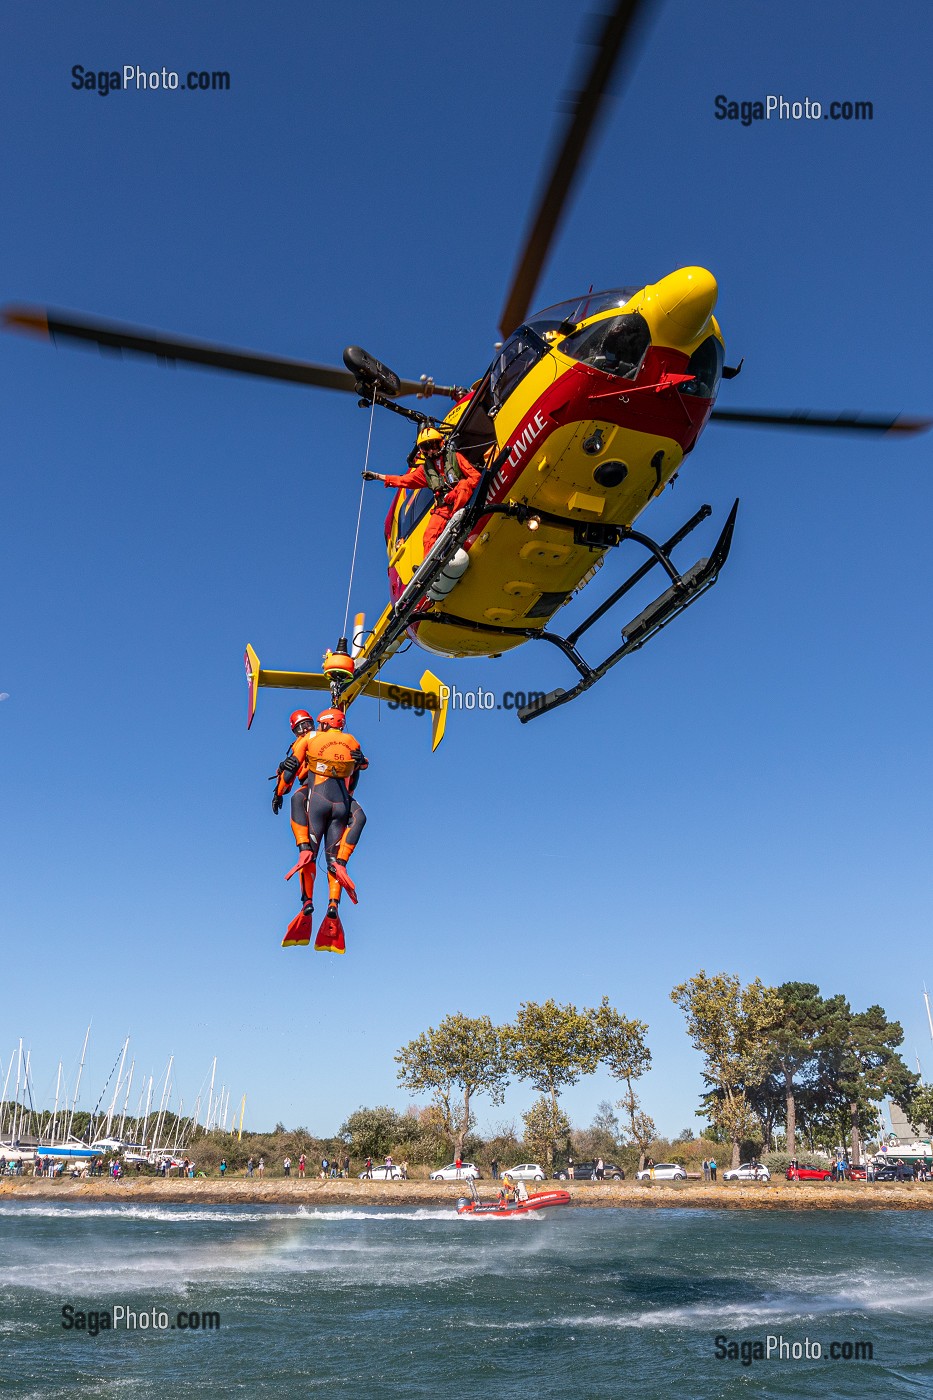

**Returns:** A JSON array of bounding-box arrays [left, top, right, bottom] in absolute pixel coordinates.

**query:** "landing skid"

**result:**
[[517, 500, 739, 721], [425, 499, 739, 722]]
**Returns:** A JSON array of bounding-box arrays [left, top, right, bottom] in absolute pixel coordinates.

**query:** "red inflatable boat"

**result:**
[[456, 1188, 571, 1217]]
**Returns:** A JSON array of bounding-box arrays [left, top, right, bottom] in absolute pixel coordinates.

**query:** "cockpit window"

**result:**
[[558, 312, 650, 380], [489, 326, 549, 414], [679, 335, 724, 399], [525, 288, 642, 335]]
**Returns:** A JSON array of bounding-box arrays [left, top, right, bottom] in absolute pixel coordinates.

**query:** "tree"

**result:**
[[522, 1097, 571, 1166], [907, 1083, 933, 1135], [338, 1106, 415, 1160], [817, 1001, 918, 1165], [671, 971, 783, 1168], [505, 1000, 600, 1169], [765, 981, 830, 1154], [590, 996, 654, 1169], [395, 1013, 508, 1158], [592, 1100, 622, 1143]]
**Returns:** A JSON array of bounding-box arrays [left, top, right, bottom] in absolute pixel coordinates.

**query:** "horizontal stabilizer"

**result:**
[[243, 643, 449, 748]]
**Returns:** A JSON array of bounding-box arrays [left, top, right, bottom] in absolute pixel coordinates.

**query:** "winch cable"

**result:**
[[342, 386, 378, 640]]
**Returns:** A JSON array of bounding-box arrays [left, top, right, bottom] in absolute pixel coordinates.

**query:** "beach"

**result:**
[[3, 1174, 930, 1210]]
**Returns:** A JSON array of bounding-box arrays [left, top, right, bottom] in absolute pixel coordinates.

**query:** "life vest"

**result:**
[[300, 730, 361, 781], [421, 446, 463, 498]]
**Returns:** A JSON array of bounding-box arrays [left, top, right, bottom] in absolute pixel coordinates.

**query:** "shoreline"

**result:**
[[3, 1177, 932, 1211]]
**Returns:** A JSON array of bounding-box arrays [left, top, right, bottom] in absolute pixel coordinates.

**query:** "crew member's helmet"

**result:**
[[416, 425, 446, 457], [317, 708, 347, 730], [289, 710, 313, 734]]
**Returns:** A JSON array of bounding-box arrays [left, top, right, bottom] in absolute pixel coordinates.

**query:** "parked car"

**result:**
[[846, 1165, 867, 1180], [358, 1165, 405, 1181], [785, 1163, 833, 1181], [872, 1163, 915, 1182], [502, 1163, 546, 1182], [430, 1162, 481, 1181], [557, 1161, 625, 1181], [723, 1163, 771, 1182], [635, 1163, 686, 1181]]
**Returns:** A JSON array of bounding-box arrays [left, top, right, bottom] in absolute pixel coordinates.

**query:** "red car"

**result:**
[[785, 1163, 833, 1181], [846, 1165, 867, 1181]]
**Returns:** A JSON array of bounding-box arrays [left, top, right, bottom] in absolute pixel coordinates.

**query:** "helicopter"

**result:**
[[4, 0, 928, 752]]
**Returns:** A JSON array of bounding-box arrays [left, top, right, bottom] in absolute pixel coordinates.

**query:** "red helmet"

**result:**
[[289, 710, 313, 733], [317, 708, 346, 730]]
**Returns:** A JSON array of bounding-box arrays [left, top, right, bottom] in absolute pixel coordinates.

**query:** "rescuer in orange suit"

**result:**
[[272, 708, 367, 950], [364, 424, 481, 555]]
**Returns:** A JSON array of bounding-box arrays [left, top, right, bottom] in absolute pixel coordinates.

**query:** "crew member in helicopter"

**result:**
[[363, 423, 481, 555], [272, 708, 367, 950]]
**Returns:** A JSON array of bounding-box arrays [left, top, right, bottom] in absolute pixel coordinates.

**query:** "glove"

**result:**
[[362, 470, 380, 481], [272, 793, 283, 814]]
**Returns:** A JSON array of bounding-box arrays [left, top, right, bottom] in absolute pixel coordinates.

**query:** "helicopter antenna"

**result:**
[[343, 387, 379, 638]]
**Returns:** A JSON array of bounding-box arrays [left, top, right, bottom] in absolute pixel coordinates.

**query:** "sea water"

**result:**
[[1, 1203, 931, 1397]]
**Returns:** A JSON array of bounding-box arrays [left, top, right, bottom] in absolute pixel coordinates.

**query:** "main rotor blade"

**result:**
[[2, 305, 430, 398], [710, 407, 931, 436], [498, 0, 652, 339]]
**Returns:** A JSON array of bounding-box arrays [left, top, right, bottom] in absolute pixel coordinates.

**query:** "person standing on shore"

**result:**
[[247, 1157, 254, 1178], [342, 1154, 350, 1177], [284, 1156, 291, 1178], [365, 1156, 373, 1179], [709, 1157, 717, 1181], [491, 1159, 499, 1181], [219, 1159, 227, 1178], [702, 1158, 710, 1181], [298, 1154, 306, 1179], [258, 1157, 265, 1178]]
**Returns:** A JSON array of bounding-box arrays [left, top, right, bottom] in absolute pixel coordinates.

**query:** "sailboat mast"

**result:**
[[0, 1048, 17, 1141], [105, 1037, 130, 1138], [66, 1025, 91, 1141], [118, 1060, 135, 1142]]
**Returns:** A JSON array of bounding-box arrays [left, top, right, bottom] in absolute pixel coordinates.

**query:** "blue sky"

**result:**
[[2, 0, 931, 1141]]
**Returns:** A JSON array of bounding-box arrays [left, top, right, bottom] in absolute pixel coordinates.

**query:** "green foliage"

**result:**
[[338, 1106, 415, 1160], [505, 999, 601, 1167], [671, 970, 783, 1166], [395, 1013, 508, 1157], [908, 1083, 933, 1134], [522, 1097, 570, 1165]]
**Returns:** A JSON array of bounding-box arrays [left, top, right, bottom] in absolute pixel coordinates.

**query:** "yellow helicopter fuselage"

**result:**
[[384, 267, 724, 657]]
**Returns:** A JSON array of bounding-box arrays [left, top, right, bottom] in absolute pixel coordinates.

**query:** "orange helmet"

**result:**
[[416, 425, 445, 457], [289, 710, 313, 733], [317, 709, 346, 730]]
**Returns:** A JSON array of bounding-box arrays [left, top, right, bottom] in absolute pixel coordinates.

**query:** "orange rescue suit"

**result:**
[[381, 451, 481, 554]]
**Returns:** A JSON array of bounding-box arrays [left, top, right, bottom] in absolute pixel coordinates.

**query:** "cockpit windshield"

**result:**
[[525, 287, 643, 337], [558, 312, 651, 380]]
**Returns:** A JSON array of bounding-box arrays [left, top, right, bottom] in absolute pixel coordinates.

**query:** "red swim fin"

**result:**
[[314, 905, 346, 954], [285, 850, 315, 882], [282, 910, 313, 948], [329, 861, 358, 905]]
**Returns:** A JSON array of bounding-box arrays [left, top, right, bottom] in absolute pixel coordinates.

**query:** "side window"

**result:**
[[396, 486, 434, 542], [489, 328, 548, 413], [679, 335, 724, 398]]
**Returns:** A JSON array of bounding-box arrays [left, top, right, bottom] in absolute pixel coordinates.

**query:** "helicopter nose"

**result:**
[[642, 267, 718, 348]]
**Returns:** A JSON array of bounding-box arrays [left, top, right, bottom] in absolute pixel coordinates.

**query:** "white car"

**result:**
[[723, 1163, 771, 1182], [502, 1163, 546, 1182], [430, 1162, 481, 1181], [635, 1163, 687, 1181], [358, 1165, 405, 1180]]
